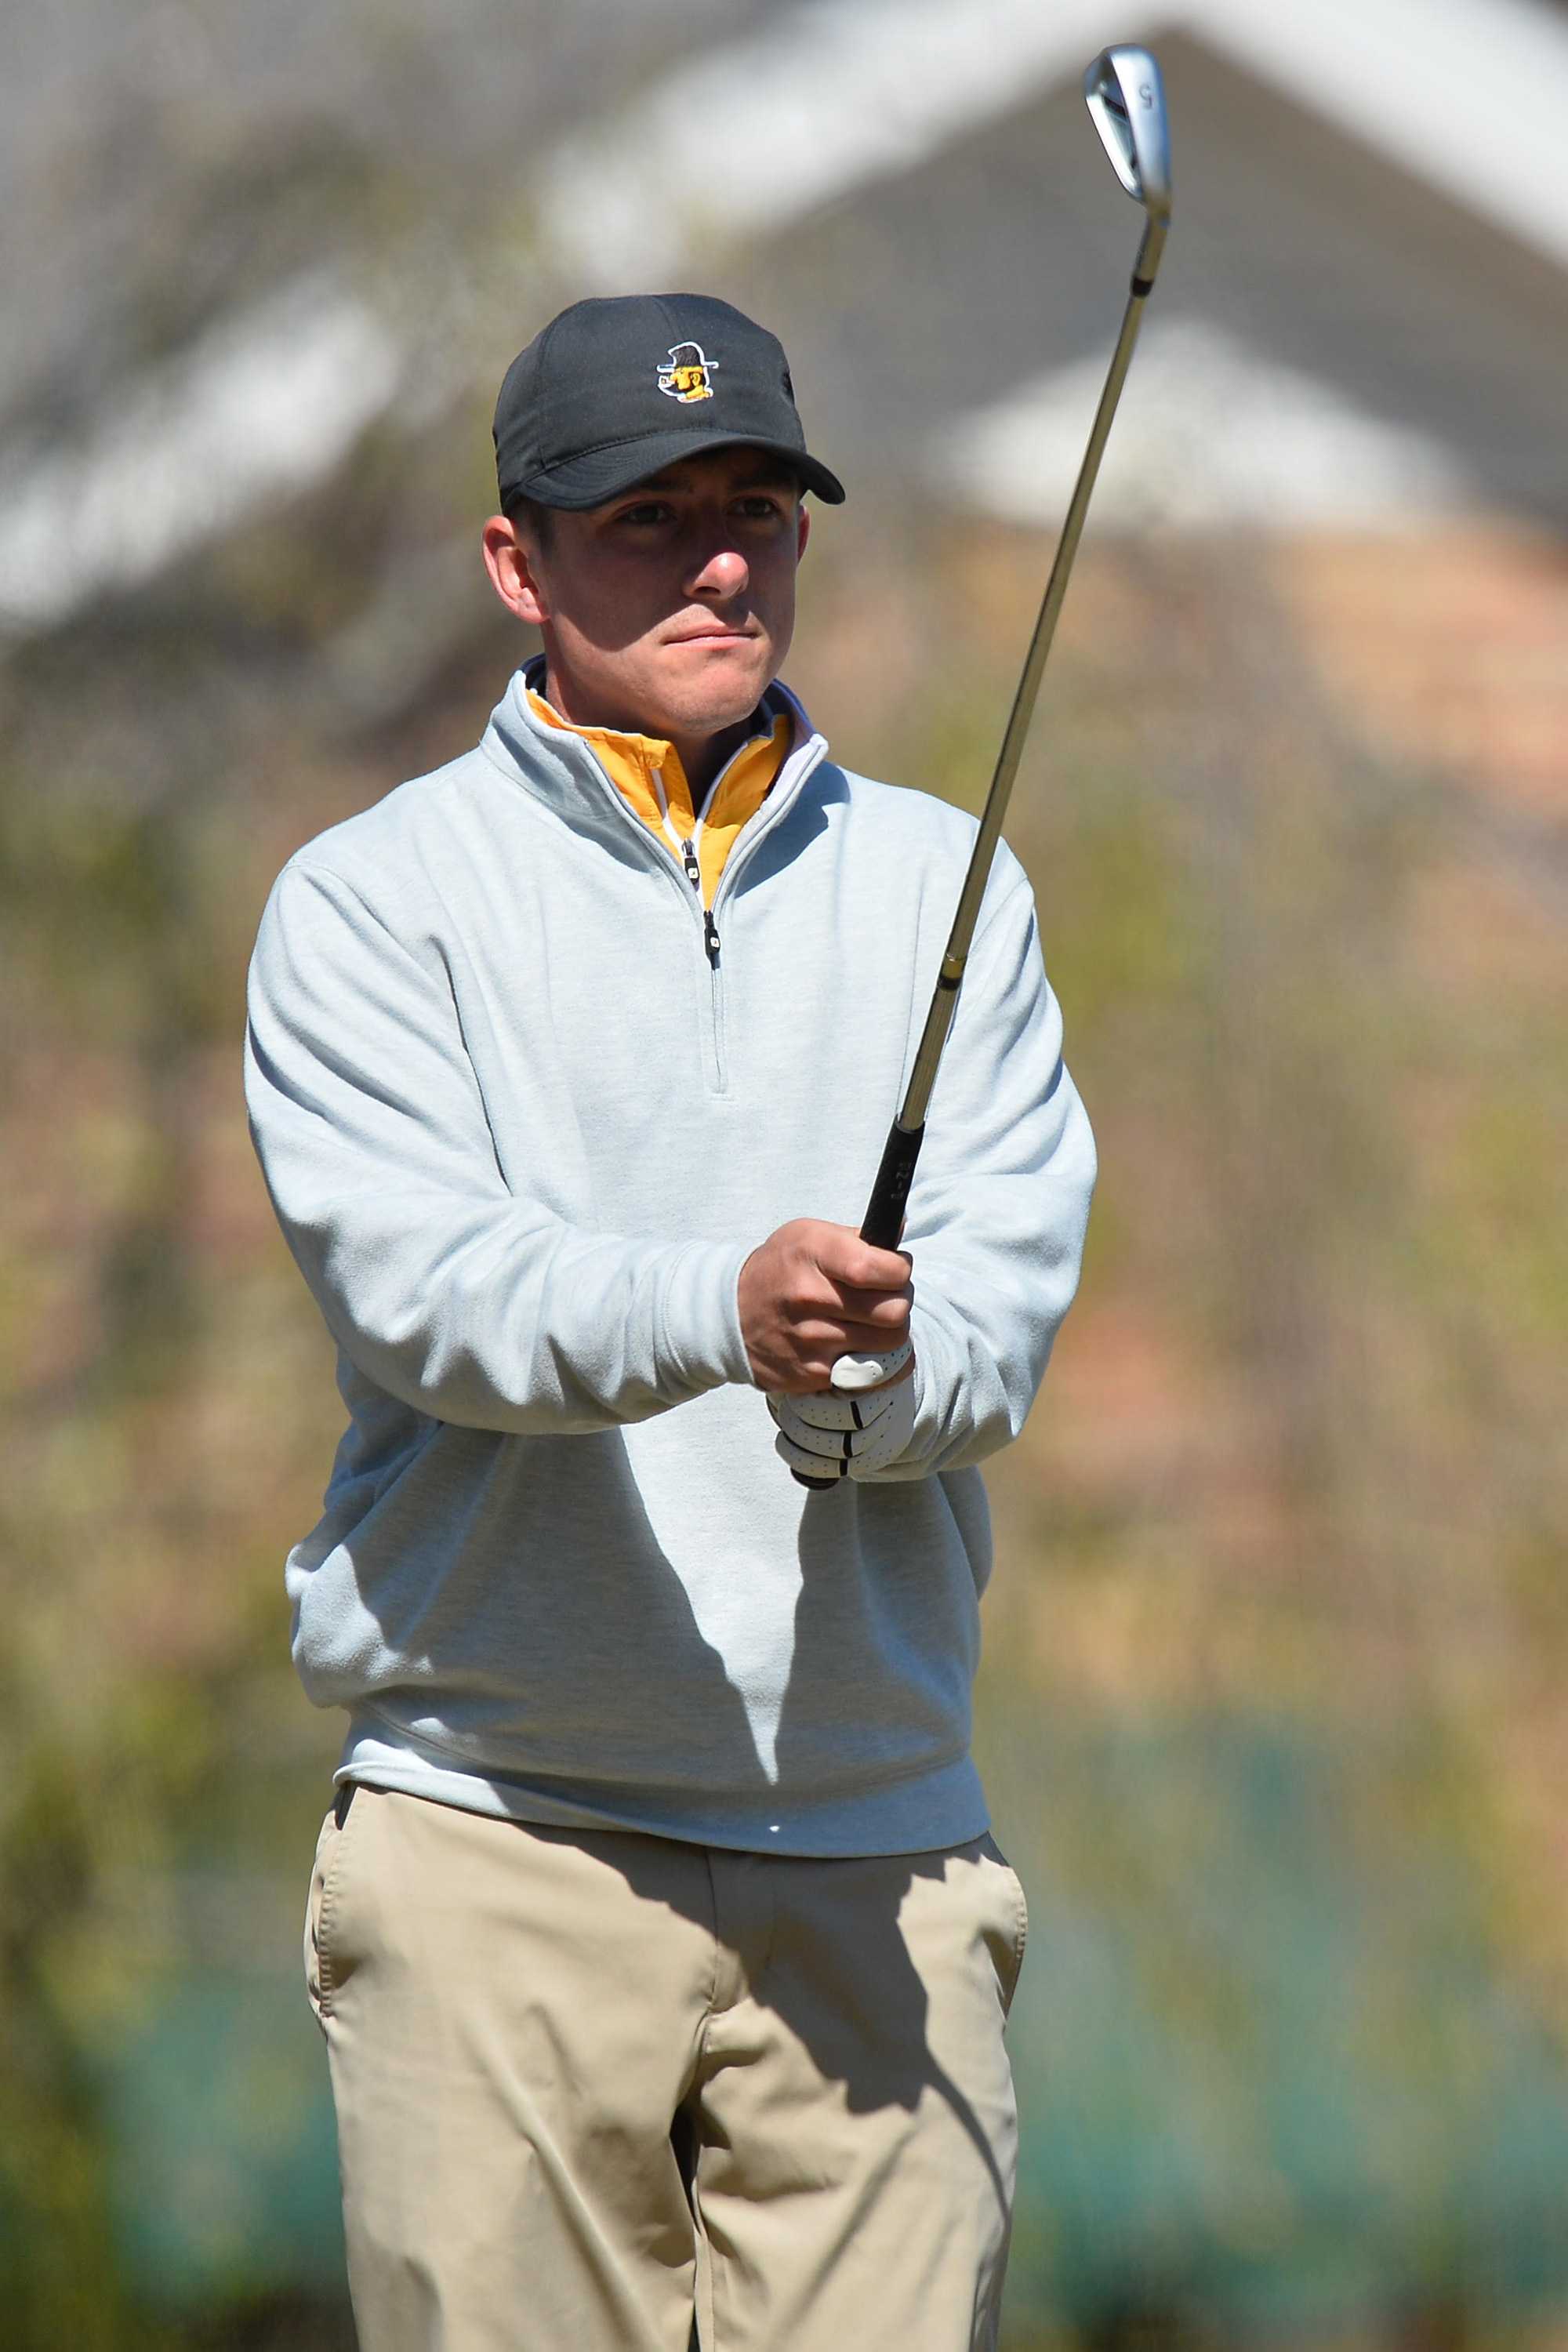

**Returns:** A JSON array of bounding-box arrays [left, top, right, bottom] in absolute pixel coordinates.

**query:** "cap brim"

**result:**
[[515, 429, 845, 510]]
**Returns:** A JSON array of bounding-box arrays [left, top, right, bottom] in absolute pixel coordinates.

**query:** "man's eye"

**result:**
[[618, 503, 671, 526], [734, 496, 784, 520]]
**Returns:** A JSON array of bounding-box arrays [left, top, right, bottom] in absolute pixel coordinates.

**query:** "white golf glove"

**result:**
[[768, 1342, 917, 1482]]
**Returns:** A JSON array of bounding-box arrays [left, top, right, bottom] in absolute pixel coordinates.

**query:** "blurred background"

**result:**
[[3, 0, 1566, 2343]]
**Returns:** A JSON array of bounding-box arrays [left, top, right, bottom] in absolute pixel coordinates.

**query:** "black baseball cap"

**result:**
[[493, 292, 846, 512]]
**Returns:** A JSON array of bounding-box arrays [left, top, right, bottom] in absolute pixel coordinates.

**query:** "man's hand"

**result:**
[[768, 1359, 918, 1481], [738, 1220, 912, 1396]]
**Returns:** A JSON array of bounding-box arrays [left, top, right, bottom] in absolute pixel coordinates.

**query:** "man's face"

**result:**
[[484, 447, 810, 746]]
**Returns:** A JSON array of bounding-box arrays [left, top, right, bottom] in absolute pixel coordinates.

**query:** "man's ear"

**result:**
[[797, 503, 811, 562], [481, 515, 550, 625]]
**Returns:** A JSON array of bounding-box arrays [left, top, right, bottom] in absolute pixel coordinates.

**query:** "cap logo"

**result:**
[[657, 341, 717, 404]]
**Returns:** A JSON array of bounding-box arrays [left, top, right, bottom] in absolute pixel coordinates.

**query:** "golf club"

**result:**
[[793, 43, 1173, 1486]]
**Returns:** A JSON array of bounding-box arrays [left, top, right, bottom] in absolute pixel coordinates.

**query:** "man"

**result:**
[[245, 290, 1095, 2351]]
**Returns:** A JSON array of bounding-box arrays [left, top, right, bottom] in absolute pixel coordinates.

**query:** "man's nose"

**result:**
[[687, 543, 750, 599]]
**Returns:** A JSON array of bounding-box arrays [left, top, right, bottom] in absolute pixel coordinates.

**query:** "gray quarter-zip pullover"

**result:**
[[244, 666, 1095, 1854]]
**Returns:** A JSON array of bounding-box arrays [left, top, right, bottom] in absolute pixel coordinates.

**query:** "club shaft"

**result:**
[[856, 266, 1158, 1255]]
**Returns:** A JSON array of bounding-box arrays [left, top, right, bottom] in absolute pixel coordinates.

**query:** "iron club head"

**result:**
[[1083, 45, 1172, 228]]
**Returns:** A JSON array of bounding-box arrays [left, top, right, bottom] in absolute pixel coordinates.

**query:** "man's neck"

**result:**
[[541, 666, 760, 809], [678, 716, 758, 808]]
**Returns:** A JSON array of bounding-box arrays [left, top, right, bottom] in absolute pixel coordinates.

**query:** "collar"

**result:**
[[522, 681, 782, 835], [478, 659, 829, 900]]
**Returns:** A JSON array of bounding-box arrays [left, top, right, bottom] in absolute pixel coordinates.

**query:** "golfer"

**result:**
[[245, 290, 1095, 2352]]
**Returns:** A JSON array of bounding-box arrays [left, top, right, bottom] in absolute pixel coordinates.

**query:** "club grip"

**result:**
[[860, 1120, 925, 1252]]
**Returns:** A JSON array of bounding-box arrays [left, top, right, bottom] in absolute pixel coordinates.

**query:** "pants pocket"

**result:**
[[303, 1790, 357, 2031], [978, 1834, 1029, 2015]]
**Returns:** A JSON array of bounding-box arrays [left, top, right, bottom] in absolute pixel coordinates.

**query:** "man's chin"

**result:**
[[661, 650, 777, 735]]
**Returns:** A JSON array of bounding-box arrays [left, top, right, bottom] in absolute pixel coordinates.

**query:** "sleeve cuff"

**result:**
[[658, 1240, 755, 1393]]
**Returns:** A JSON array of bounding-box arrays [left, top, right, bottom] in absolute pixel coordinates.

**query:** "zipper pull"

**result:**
[[680, 837, 702, 894], [703, 911, 720, 966]]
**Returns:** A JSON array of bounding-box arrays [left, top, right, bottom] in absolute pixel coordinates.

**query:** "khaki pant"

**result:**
[[306, 1787, 1028, 2351]]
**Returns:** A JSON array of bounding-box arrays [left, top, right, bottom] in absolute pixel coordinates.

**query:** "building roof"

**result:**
[[537, 0, 1568, 526], [5, 0, 1568, 630]]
